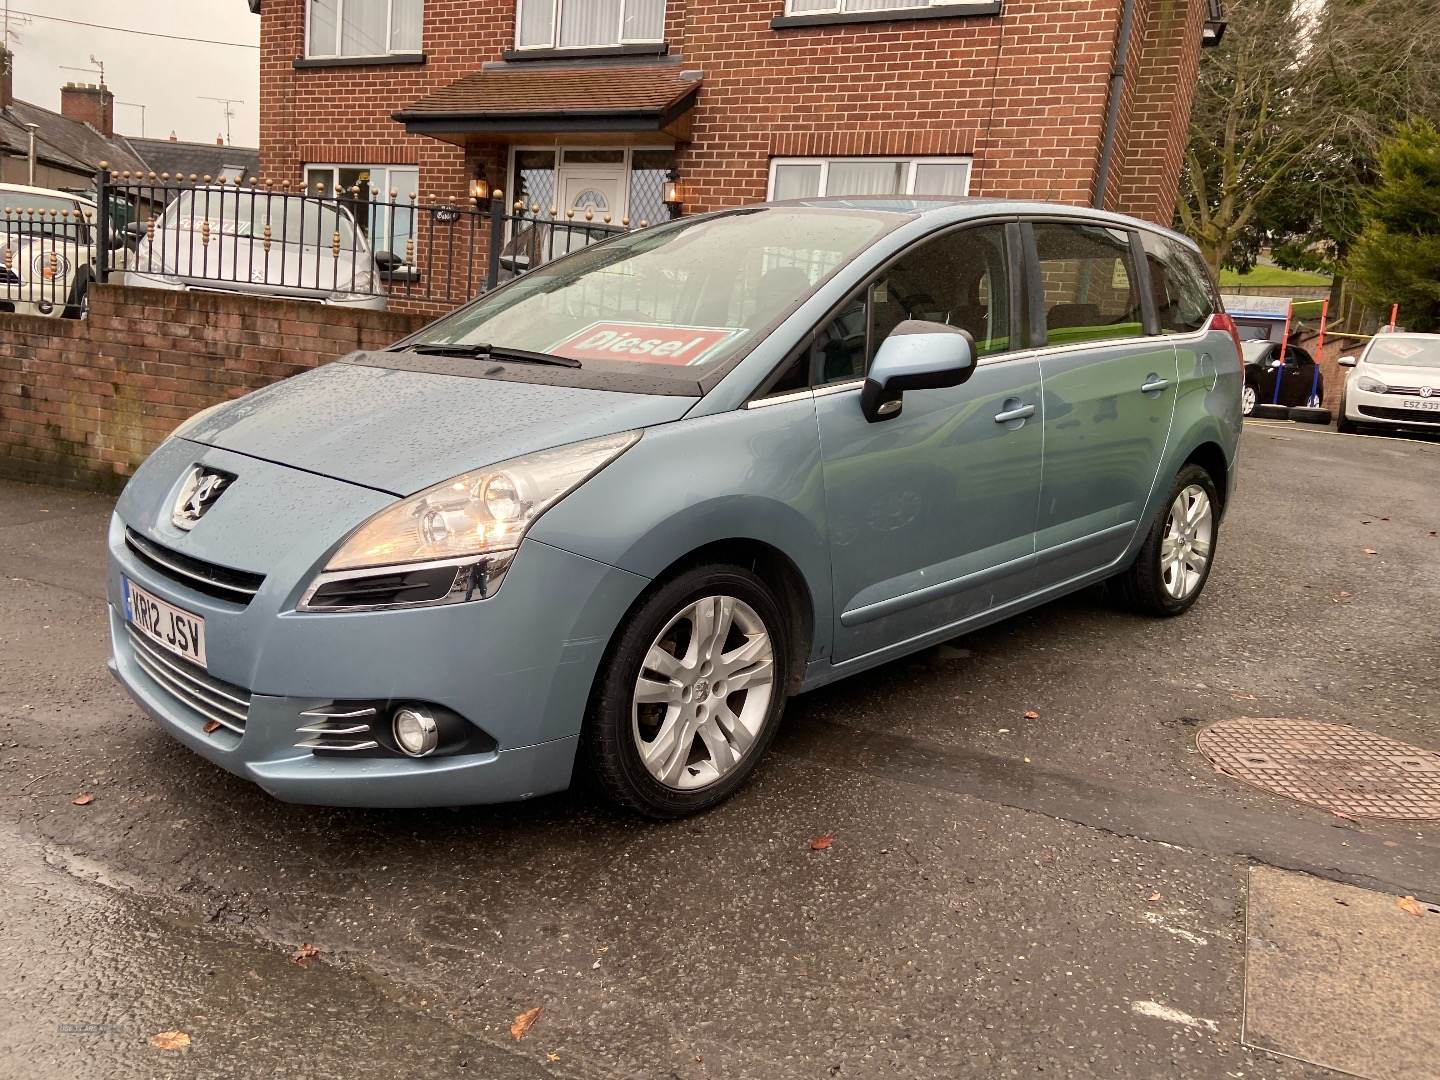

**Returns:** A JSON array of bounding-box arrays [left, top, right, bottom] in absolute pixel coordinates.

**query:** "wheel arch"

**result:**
[[1181, 440, 1230, 514]]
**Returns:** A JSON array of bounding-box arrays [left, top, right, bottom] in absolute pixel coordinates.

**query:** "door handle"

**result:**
[[1140, 377, 1171, 393], [993, 403, 1036, 424]]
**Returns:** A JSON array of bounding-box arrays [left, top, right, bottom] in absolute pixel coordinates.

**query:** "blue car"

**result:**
[[107, 198, 1242, 817]]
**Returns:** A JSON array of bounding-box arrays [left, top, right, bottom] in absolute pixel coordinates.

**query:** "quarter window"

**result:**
[[308, 0, 423, 57], [1139, 230, 1216, 334], [769, 157, 971, 201], [1030, 222, 1143, 347], [515, 0, 666, 49]]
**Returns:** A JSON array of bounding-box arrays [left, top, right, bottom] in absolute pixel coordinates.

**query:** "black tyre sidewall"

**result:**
[[582, 565, 790, 818], [1126, 465, 1221, 617]]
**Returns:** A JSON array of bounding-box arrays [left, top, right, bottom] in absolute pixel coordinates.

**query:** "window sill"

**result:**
[[499, 43, 669, 61], [771, 3, 1001, 29], [293, 53, 427, 69]]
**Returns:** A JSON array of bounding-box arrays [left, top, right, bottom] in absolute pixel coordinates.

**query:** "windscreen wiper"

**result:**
[[397, 342, 581, 368]]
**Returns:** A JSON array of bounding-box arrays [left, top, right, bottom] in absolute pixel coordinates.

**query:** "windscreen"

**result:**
[[1367, 336, 1440, 369], [160, 190, 356, 248], [0, 192, 89, 242], [411, 206, 901, 377]]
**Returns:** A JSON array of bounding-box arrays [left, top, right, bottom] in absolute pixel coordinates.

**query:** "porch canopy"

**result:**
[[393, 64, 702, 145]]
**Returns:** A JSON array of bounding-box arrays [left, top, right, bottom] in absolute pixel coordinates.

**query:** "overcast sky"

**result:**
[[9, 0, 260, 146]]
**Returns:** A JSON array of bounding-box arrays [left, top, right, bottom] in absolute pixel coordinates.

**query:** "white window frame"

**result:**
[[766, 156, 973, 199], [513, 0, 666, 50], [305, 0, 424, 59], [302, 163, 420, 253], [783, 0, 982, 13]]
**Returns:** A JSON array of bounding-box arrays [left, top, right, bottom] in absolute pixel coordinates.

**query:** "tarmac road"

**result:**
[[1, 421, 1437, 1079]]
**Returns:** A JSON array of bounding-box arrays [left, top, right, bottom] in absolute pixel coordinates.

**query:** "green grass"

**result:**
[[1217, 265, 1332, 287]]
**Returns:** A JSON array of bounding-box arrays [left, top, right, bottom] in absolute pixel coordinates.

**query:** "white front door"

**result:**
[[558, 163, 626, 225]]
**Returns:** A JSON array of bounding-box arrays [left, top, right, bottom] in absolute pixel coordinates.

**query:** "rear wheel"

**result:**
[[582, 565, 789, 818], [1241, 383, 1257, 417], [1114, 465, 1220, 617]]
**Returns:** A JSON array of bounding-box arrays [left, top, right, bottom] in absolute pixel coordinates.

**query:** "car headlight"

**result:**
[[1356, 375, 1388, 393], [31, 251, 72, 281], [298, 431, 640, 611]]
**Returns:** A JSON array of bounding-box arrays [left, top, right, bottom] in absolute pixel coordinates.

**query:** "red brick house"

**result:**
[[251, 0, 1220, 257]]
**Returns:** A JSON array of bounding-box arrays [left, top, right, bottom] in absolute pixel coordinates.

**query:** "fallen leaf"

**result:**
[[810, 833, 834, 851], [203, 720, 222, 734], [1397, 895, 1425, 918], [290, 943, 321, 966], [149, 1030, 191, 1051], [1023, 710, 1040, 720], [1023, 756, 1032, 764], [547, 1051, 560, 1063], [511, 1006, 543, 1040], [1147, 891, 1162, 902], [71, 792, 94, 806], [1363, 548, 1378, 556]]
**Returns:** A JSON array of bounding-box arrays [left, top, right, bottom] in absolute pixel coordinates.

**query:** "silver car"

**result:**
[[107, 198, 1242, 817], [125, 186, 386, 309]]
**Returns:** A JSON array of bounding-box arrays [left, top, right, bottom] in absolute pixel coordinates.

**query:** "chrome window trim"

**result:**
[[744, 388, 815, 410], [976, 324, 1215, 367], [814, 378, 864, 397]]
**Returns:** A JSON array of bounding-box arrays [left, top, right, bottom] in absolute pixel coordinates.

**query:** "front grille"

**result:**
[[1358, 404, 1440, 423], [126, 625, 251, 734], [124, 529, 264, 606], [1383, 384, 1438, 395]]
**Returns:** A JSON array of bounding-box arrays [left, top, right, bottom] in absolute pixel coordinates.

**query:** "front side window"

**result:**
[[308, 0, 423, 58], [161, 190, 357, 249], [516, 0, 665, 48], [813, 223, 1012, 384], [769, 157, 971, 201], [785, 0, 987, 14], [1139, 230, 1214, 334], [1031, 222, 1143, 347], [304, 165, 419, 256], [412, 206, 901, 382]]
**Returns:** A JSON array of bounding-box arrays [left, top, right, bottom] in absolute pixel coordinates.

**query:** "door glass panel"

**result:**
[[629, 149, 675, 228], [1138, 230, 1214, 334], [1032, 223, 1143, 346], [562, 149, 625, 165], [870, 224, 1011, 364], [514, 150, 557, 212]]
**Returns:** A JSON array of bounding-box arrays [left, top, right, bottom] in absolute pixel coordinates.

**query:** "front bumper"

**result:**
[[1345, 383, 1440, 428], [106, 442, 649, 807]]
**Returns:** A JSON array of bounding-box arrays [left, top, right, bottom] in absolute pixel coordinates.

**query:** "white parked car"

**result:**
[[0, 183, 104, 318], [125, 187, 386, 310], [1337, 332, 1440, 435]]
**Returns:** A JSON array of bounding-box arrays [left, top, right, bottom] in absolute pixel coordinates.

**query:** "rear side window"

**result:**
[[1031, 222, 1143, 346], [1139, 231, 1215, 334]]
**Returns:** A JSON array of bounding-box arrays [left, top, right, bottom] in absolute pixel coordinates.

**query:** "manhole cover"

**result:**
[[1196, 718, 1440, 819]]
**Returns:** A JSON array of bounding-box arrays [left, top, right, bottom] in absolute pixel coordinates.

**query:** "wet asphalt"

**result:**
[[0, 421, 1437, 1079]]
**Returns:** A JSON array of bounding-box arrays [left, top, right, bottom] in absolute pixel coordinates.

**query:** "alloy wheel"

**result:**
[[631, 595, 776, 790], [1242, 385, 1257, 416], [1160, 484, 1214, 600]]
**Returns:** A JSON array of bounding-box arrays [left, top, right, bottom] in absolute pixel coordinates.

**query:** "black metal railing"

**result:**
[[0, 203, 98, 318], [92, 168, 646, 312]]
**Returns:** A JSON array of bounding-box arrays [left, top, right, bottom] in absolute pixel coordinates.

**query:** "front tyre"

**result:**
[[1114, 465, 1220, 617], [1241, 383, 1257, 417], [582, 565, 789, 818]]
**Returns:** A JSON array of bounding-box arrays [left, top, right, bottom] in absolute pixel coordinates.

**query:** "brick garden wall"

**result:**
[[0, 285, 431, 492]]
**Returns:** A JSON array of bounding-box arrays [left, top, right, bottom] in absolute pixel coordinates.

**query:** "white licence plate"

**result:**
[[1401, 399, 1440, 412], [123, 578, 207, 666]]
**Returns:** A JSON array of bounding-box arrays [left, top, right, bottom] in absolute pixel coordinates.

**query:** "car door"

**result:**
[[812, 221, 1045, 664], [1025, 220, 1179, 584], [1280, 346, 1319, 405]]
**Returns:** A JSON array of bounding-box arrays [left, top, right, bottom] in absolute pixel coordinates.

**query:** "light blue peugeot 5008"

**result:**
[[107, 198, 1242, 817]]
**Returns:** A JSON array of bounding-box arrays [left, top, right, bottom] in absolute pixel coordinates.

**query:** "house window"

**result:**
[[784, 0, 976, 13], [303, 164, 420, 256], [768, 157, 972, 200], [307, 0, 423, 58], [515, 0, 665, 49]]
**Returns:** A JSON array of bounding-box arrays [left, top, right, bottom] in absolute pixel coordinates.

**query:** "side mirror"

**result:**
[[372, 250, 401, 271], [860, 320, 976, 423], [1338, 355, 1358, 367]]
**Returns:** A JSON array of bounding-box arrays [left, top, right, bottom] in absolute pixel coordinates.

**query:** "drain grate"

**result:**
[[1196, 718, 1440, 819]]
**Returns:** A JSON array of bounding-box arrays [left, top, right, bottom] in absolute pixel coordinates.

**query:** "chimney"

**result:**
[[217, 134, 225, 146], [0, 48, 13, 109], [60, 82, 114, 138]]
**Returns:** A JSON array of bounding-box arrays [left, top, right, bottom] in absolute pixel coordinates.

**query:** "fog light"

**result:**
[[392, 705, 438, 757]]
